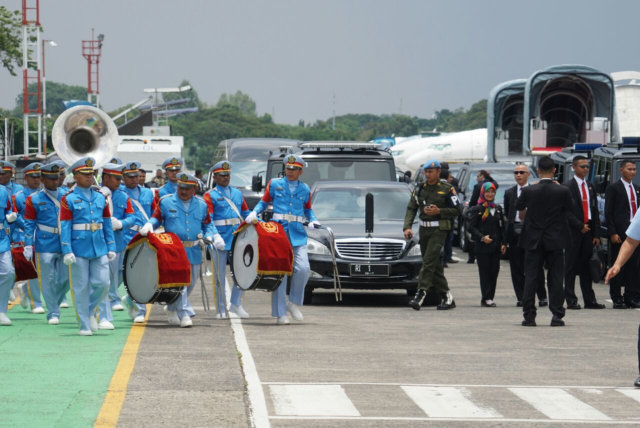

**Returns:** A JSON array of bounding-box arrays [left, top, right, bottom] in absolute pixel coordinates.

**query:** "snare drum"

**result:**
[[123, 233, 190, 304], [231, 222, 293, 291]]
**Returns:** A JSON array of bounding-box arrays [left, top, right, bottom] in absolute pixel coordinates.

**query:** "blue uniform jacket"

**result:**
[[60, 187, 116, 257], [253, 177, 317, 247], [203, 186, 250, 251], [108, 187, 136, 252], [150, 194, 214, 264], [12, 186, 40, 243], [0, 187, 11, 253], [23, 189, 63, 253], [122, 185, 155, 244], [157, 181, 178, 198]]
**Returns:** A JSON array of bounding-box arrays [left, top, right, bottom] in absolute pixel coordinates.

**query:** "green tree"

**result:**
[[162, 79, 203, 109], [216, 90, 257, 116], [0, 6, 22, 76], [14, 81, 88, 116]]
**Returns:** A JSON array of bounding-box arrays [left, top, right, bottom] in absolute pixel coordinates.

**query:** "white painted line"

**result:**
[[226, 277, 270, 428], [269, 384, 360, 417], [268, 416, 640, 424], [263, 381, 634, 389], [402, 386, 502, 418], [616, 388, 640, 404], [509, 387, 611, 420]]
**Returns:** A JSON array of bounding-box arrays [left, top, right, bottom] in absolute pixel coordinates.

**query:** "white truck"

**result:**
[[116, 135, 184, 173]]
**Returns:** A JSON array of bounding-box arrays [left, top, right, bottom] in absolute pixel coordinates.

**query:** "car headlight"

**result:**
[[407, 244, 421, 256], [307, 238, 331, 255]]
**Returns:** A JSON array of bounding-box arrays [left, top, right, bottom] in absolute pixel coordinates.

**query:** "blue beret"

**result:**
[[423, 159, 441, 169]]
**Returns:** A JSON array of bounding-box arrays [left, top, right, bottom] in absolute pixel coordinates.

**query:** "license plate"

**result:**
[[349, 263, 389, 277]]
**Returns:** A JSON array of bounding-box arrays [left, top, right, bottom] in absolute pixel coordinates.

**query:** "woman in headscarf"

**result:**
[[468, 182, 506, 307]]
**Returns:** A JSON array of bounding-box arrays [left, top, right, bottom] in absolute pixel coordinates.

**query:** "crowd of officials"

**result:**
[[404, 155, 640, 387]]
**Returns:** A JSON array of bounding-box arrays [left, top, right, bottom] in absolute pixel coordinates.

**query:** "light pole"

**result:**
[[42, 39, 57, 156]]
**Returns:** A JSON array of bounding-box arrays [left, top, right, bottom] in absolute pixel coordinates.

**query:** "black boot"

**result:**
[[437, 291, 456, 310], [409, 289, 426, 310]]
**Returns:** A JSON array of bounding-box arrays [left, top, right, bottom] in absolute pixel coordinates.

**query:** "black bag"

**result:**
[[590, 244, 607, 283]]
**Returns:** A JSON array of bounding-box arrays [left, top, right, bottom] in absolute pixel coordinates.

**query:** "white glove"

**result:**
[[5, 212, 17, 223], [63, 253, 77, 266], [308, 221, 322, 229], [100, 187, 111, 198], [213, 233, 226, 250], [139, 222, 154, 236], [245, 211, 258, 224], [111, 217, 123, 230], [107, 251, 117, 261], [23, 245, 33, 261]]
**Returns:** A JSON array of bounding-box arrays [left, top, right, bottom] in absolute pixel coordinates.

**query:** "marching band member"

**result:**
[[13, 162, 46, 314], [246, 154, 320, 325], [60, 157, 116, 336], [203, 161, 251, 318], [157, 157, 183, 199], [53, 160, 71, 309], [0, 160, 24, 196], [0, 183, 17, 325], [23, 163, 68, 324], [121, 161, 156, 323], [141, 173, 214, 328], [95, 163, 135, 329]]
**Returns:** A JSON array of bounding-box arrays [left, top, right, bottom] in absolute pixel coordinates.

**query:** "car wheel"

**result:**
[[303, 287, 314, 305], [406, 287, 417, 296], [459, 221, 468, 252]]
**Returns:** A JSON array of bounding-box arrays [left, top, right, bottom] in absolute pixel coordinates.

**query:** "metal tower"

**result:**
[[22, 0, 42, 156], [82, 29, 103, 108]]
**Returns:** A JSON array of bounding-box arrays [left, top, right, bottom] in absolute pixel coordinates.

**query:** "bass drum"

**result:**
[[123, 238, 183, 304], [231, 223, 283, 291]]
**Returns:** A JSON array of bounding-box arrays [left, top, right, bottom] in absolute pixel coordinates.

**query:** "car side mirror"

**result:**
[[251, 175, 263, 192]]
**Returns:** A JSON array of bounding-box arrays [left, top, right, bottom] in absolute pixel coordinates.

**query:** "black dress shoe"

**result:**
[[566, 303, 581, 310], [467, 259, 475, 264], [627, 301, 640, 309], [437, 292, 456, 310], [516, 301, 523, 307], [550, 316, 565, 327], [447, 259, 458, 264], [521, 319, 536, 327], [634, 376, 640, 388], [481, 300, 496, 307], [538, 299, 548, 307], [409, 289, 426, 311], [613, 301, 628, 309], [443, 262, 448, 268], [584, 302, 606, 309]]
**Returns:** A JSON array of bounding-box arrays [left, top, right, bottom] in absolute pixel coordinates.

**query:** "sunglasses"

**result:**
[[513, 171, 527, 175], [577, 165, 590, 169]]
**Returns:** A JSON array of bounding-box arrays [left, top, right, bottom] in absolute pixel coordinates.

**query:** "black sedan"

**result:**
[[304, 181, 422, 303]]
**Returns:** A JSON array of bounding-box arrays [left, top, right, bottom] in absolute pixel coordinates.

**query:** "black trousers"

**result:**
[[477, 252, 500, 301], [523, 246, 566, 321], [564, 229, 597, 306], [609, 240, 640, 304], [508, 235, 547, 302]]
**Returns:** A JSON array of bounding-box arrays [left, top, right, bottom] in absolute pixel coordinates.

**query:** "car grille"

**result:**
[[334, 238, 406, 261]]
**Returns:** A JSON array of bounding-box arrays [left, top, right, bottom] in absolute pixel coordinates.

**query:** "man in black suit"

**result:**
[[564, 155, 606, 309], [605, 160, 640, 308], [503, 164, 548, 307], [516, 156, 571, 326]]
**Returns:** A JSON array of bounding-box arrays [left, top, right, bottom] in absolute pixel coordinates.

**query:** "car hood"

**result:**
[[315, 219, 407, 239]]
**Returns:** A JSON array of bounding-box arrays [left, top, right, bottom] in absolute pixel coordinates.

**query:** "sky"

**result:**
[[2, 0, 640, 125]]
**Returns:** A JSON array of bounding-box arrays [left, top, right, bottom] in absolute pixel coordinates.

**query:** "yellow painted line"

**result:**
[[94, 304, 151, 428]]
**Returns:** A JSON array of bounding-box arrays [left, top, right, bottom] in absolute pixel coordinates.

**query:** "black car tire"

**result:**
[[459, 220, 469, 252], [406, 287, 417, 296]]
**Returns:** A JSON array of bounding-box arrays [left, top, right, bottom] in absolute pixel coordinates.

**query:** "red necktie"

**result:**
[[581, 182, 589, 224], [631, 184, 637, 217]]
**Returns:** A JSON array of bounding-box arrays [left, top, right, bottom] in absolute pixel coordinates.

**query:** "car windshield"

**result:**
[[228, 161, 264, 188], [312, 187, 410, 221], [467, 170, 521, 206]]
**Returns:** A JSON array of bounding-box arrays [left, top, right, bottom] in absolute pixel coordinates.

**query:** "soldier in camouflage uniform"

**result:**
[[403, 159, 462, 310]]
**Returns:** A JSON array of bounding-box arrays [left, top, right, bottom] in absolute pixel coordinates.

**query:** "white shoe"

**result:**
[[0, 313, 12, 326], [89, 316, 98, 332], [32, 306, 45, 314], [167, 311, 180, 325], [9, 289, 15, 302], [98, 320, 115, 330], [180, 315, 192, 328], [276, 315, 290, 325], [133, 315, 145, 323], [286, 302, 304, 321], [111, 303, 124, 311], [79, 329, 93, 336], [122, 296, 138, 320], [229, 304, 250, 319], [16, 283, 28, 309], [59, 301, 70, 308], [48, 317, 59, 325], [216, 312, 229, 320]]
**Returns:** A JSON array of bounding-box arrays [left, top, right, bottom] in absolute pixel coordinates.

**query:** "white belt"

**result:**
[[72, 223, 103, 232], [272, 213, 305, 223], [214, 218, 240, 226], [420, 220, 440, 227], [129, 224, 141, 231], [182, 239, 199, 248], [37, 224, 59, 234]]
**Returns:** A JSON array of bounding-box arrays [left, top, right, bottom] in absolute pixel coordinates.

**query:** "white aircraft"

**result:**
[[392, 128, 488, 172]]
